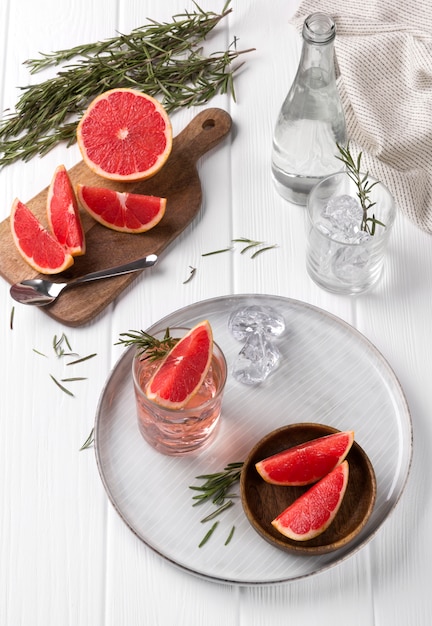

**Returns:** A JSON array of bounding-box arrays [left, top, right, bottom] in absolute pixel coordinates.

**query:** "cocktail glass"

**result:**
[[132, 328, 227, 456]]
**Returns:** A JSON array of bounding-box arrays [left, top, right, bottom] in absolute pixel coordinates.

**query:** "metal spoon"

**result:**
[[10, 253, 158, 306]]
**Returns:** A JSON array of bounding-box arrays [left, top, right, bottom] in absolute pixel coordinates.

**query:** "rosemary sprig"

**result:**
[[232, 237, 278, 257], [190, 461, 243, 506], [191, 462, 243, 547], [202, 238, 278, 258], [336, 143, 386, 235], [116, 328, 177, 360], [0, 2, 254, 166]]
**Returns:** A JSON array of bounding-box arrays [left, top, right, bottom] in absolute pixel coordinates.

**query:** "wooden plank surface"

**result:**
[[0, 108, 232, 326]]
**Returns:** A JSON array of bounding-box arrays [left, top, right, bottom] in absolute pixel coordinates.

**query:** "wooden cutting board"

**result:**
[[0, 108, 232, 327]]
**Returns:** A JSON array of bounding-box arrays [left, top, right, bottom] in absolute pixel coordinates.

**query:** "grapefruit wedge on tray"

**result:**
[[271, 461, 350, 541], [256, 430, 354, 486]]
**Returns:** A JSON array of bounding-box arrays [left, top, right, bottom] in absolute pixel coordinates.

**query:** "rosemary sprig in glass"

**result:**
[[336, 143, 385, 236], [0, 2, 254, 166], [116, 328, 177, 360]]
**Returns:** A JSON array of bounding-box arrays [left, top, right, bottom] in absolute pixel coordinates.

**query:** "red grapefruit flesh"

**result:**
[[76, 184, 166, 233], [255, 430, 354, 486], [271, 460, 349, 541], [10, 199, 74, 274], [145, 320, 214, 410], [47, 165, 85, 256], [76, 88, 172, 182]]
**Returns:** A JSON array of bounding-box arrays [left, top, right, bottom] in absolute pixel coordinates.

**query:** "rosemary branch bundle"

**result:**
[[0, 1, 253, 166]]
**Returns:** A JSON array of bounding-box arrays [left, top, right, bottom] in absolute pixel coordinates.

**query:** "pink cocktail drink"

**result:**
[[132, 330, 227, 456]]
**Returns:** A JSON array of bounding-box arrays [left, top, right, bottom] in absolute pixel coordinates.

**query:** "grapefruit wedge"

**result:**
[[145, 320, 213, 410], [47, 165, 85, 256], [10, 199, 74, 274], [76, 88, 172, 182], [271, 460, 349, 541], [256, 430, 354, 486], [76, 184, 166, 233]]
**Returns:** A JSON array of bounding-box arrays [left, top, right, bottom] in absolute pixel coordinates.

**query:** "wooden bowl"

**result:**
[[240, 423, 377, 555]]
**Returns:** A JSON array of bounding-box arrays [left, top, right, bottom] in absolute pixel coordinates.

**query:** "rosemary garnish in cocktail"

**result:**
[[116, 328, 177, 360], [336, 143, 385, 236], [0, 2, 253, 166]]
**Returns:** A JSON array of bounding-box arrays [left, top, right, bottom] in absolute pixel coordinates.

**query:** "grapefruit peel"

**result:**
[[255, 430, 354, 486], [47, 164, 85, 256], [10, 198, 74, 274], [76, 88, 173, 182], [145, 320, 214, 410], [271, 461, 349, 541], [76, 184, 167, 233]]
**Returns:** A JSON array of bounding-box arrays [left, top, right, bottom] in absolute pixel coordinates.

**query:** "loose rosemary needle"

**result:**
[[0, 2, 254, 166]]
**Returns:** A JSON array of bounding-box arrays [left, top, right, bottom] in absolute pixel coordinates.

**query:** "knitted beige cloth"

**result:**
[[291, 0, 432, 232]]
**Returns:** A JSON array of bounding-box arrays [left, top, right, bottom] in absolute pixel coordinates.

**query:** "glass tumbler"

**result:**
[[306, 171, 396, 294], [132, 328, 227, 456]]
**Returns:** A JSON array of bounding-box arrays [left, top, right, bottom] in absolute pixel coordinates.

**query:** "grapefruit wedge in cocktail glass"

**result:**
[[132, 321, 227, 456]]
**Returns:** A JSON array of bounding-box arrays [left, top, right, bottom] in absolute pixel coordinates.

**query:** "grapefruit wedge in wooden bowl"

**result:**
[[240, 423, 376, 555]]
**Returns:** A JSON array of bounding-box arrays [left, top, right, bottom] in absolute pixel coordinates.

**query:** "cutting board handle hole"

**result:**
[[202, 119, 216, 130]]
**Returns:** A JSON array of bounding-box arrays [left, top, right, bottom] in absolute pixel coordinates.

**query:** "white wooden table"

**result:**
[[0, 1, 430, 624]]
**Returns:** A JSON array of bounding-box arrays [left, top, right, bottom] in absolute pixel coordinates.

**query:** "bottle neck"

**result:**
[[299, 13, 337, 78]]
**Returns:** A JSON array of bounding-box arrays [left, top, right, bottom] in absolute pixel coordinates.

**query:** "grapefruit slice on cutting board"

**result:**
[[76, 184, 166, 233], [0, 108, 232, 326], [47, 164, 85, 256], [10, 199, 74, 274], [76, 88, 173, 182]]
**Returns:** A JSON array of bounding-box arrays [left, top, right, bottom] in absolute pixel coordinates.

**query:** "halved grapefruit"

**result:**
[[271, 460, 349, 541], [255, 431, 354, 486], [76, 184, 166, 233], [10, 199, 74, 274], [47, 164, 85, 256], [76, 88, 172, 182], [145, 320, 214, 410]]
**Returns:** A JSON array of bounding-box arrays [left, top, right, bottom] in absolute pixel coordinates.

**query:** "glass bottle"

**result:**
[[271, 13, 346, 205]]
